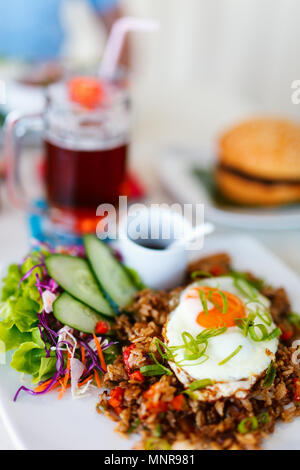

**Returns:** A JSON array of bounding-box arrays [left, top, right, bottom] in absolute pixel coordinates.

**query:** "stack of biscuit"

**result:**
[[215, 118, 300, 206]]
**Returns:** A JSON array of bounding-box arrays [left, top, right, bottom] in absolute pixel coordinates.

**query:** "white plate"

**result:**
[[1, 234, 300, 450], [158, 147, 300, 230]]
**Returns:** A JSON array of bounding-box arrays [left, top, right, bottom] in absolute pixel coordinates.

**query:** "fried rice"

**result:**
[[97, 253, 300, 450]]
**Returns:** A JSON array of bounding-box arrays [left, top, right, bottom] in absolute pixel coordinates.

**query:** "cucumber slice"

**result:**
[[53, 292, 113, 334], [84, 235, 138, 308], [45, 254, 114, 317]]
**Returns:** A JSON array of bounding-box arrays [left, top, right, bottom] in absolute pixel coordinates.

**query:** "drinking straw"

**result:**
[[99, 17, 160, 79]]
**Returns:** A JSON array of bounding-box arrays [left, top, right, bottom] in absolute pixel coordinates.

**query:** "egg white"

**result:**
[[164, 276, 279, 401]]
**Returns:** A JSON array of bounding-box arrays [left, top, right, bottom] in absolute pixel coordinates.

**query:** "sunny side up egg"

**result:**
[[163, 276, 279, 401]]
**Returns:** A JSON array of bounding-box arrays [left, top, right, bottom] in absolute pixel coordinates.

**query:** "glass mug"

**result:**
[[5, 78, 131, 234]]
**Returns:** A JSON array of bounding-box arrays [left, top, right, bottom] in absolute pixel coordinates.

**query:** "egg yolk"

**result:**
[[186, 286, 246, 328]]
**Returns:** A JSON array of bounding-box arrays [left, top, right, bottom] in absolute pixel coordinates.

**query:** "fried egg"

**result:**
[[164, 276, 279, 401]]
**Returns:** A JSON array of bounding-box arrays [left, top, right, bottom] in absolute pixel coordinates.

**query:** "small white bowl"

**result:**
[[118, 207, 193, 290]]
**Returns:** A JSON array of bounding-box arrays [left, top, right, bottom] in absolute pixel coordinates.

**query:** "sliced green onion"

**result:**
[[182, 332, 199, 353], [267, 327, 282, 340], [235, 313, 256, 337], [234, 278, 258, 301], [237, 416, 258, 434], [178, 354, 209, 367], [145, 438, 171, 450], [218, 345, 243, 365], [127, 419, 141, 434], [288, 312, 300, 329], [258, 412, 270, 425], [198, 290, 209, 315], [248, 324, 269, 342], [190, 271, 213, 280], [217, 289, 228, 314], [196, 326, 227, 342], [263, 361, 276, 388], [140, 352, 173, 377], [184, 342, 208, 361], [183, 389, 198, 400], [189, 378, 213, 391], [153, 423, 162, 438], [207, 289, 228, 314], [154, 338, 175, 361], [180, 331, 208, 361], [140, 364, 171, 376], [255, 308, 272, 326], [230, 271, 264, 291]]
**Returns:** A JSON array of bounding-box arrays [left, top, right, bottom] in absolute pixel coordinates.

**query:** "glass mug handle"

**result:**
[[4, 110, 45, 215]]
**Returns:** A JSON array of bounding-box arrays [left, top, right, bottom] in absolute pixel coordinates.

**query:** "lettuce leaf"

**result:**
[[34, 356, 57, 384], [0, 255, 43, 338], [11, 340, 56, 383], [1, 264, 21, 301], [11, 341, 45, 375], [0, 253, 53, 383], [0, 324, 32, 352]]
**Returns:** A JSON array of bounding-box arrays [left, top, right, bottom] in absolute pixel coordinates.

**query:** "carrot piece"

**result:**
[[34, 377, 61, 393], [58, 353, 71, 400], [94, 370, 102, 389], [171, 394, 185, 411], [81, 346, 86, 365], [78, 375, 93, 387], [93, 333, 107, 373]]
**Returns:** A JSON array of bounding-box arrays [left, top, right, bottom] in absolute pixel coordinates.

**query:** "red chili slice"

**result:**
[[95, 320, 109, 335], [293, 378, 300, 402], [123, 344, 135, 374], [130, 370, 145, 383], [109, 387, 124, 409]]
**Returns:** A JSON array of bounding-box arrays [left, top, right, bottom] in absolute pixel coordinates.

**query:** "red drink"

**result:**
[[45, 140, 128, 233], [5, 76, 131, 234], [45, 140, 127, 221], [44, 78, 131, 233]]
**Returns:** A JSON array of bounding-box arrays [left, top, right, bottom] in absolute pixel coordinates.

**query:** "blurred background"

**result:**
[[0, 0, 300, 267]]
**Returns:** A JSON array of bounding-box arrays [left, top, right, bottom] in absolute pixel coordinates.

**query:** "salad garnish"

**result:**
[[0, 239, 124, 402]]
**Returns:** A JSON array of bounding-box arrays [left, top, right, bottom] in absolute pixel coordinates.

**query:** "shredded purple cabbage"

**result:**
[[78, 339, 105, 375], [101, 341, 118, 351], [13, 372, 60, 402]]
